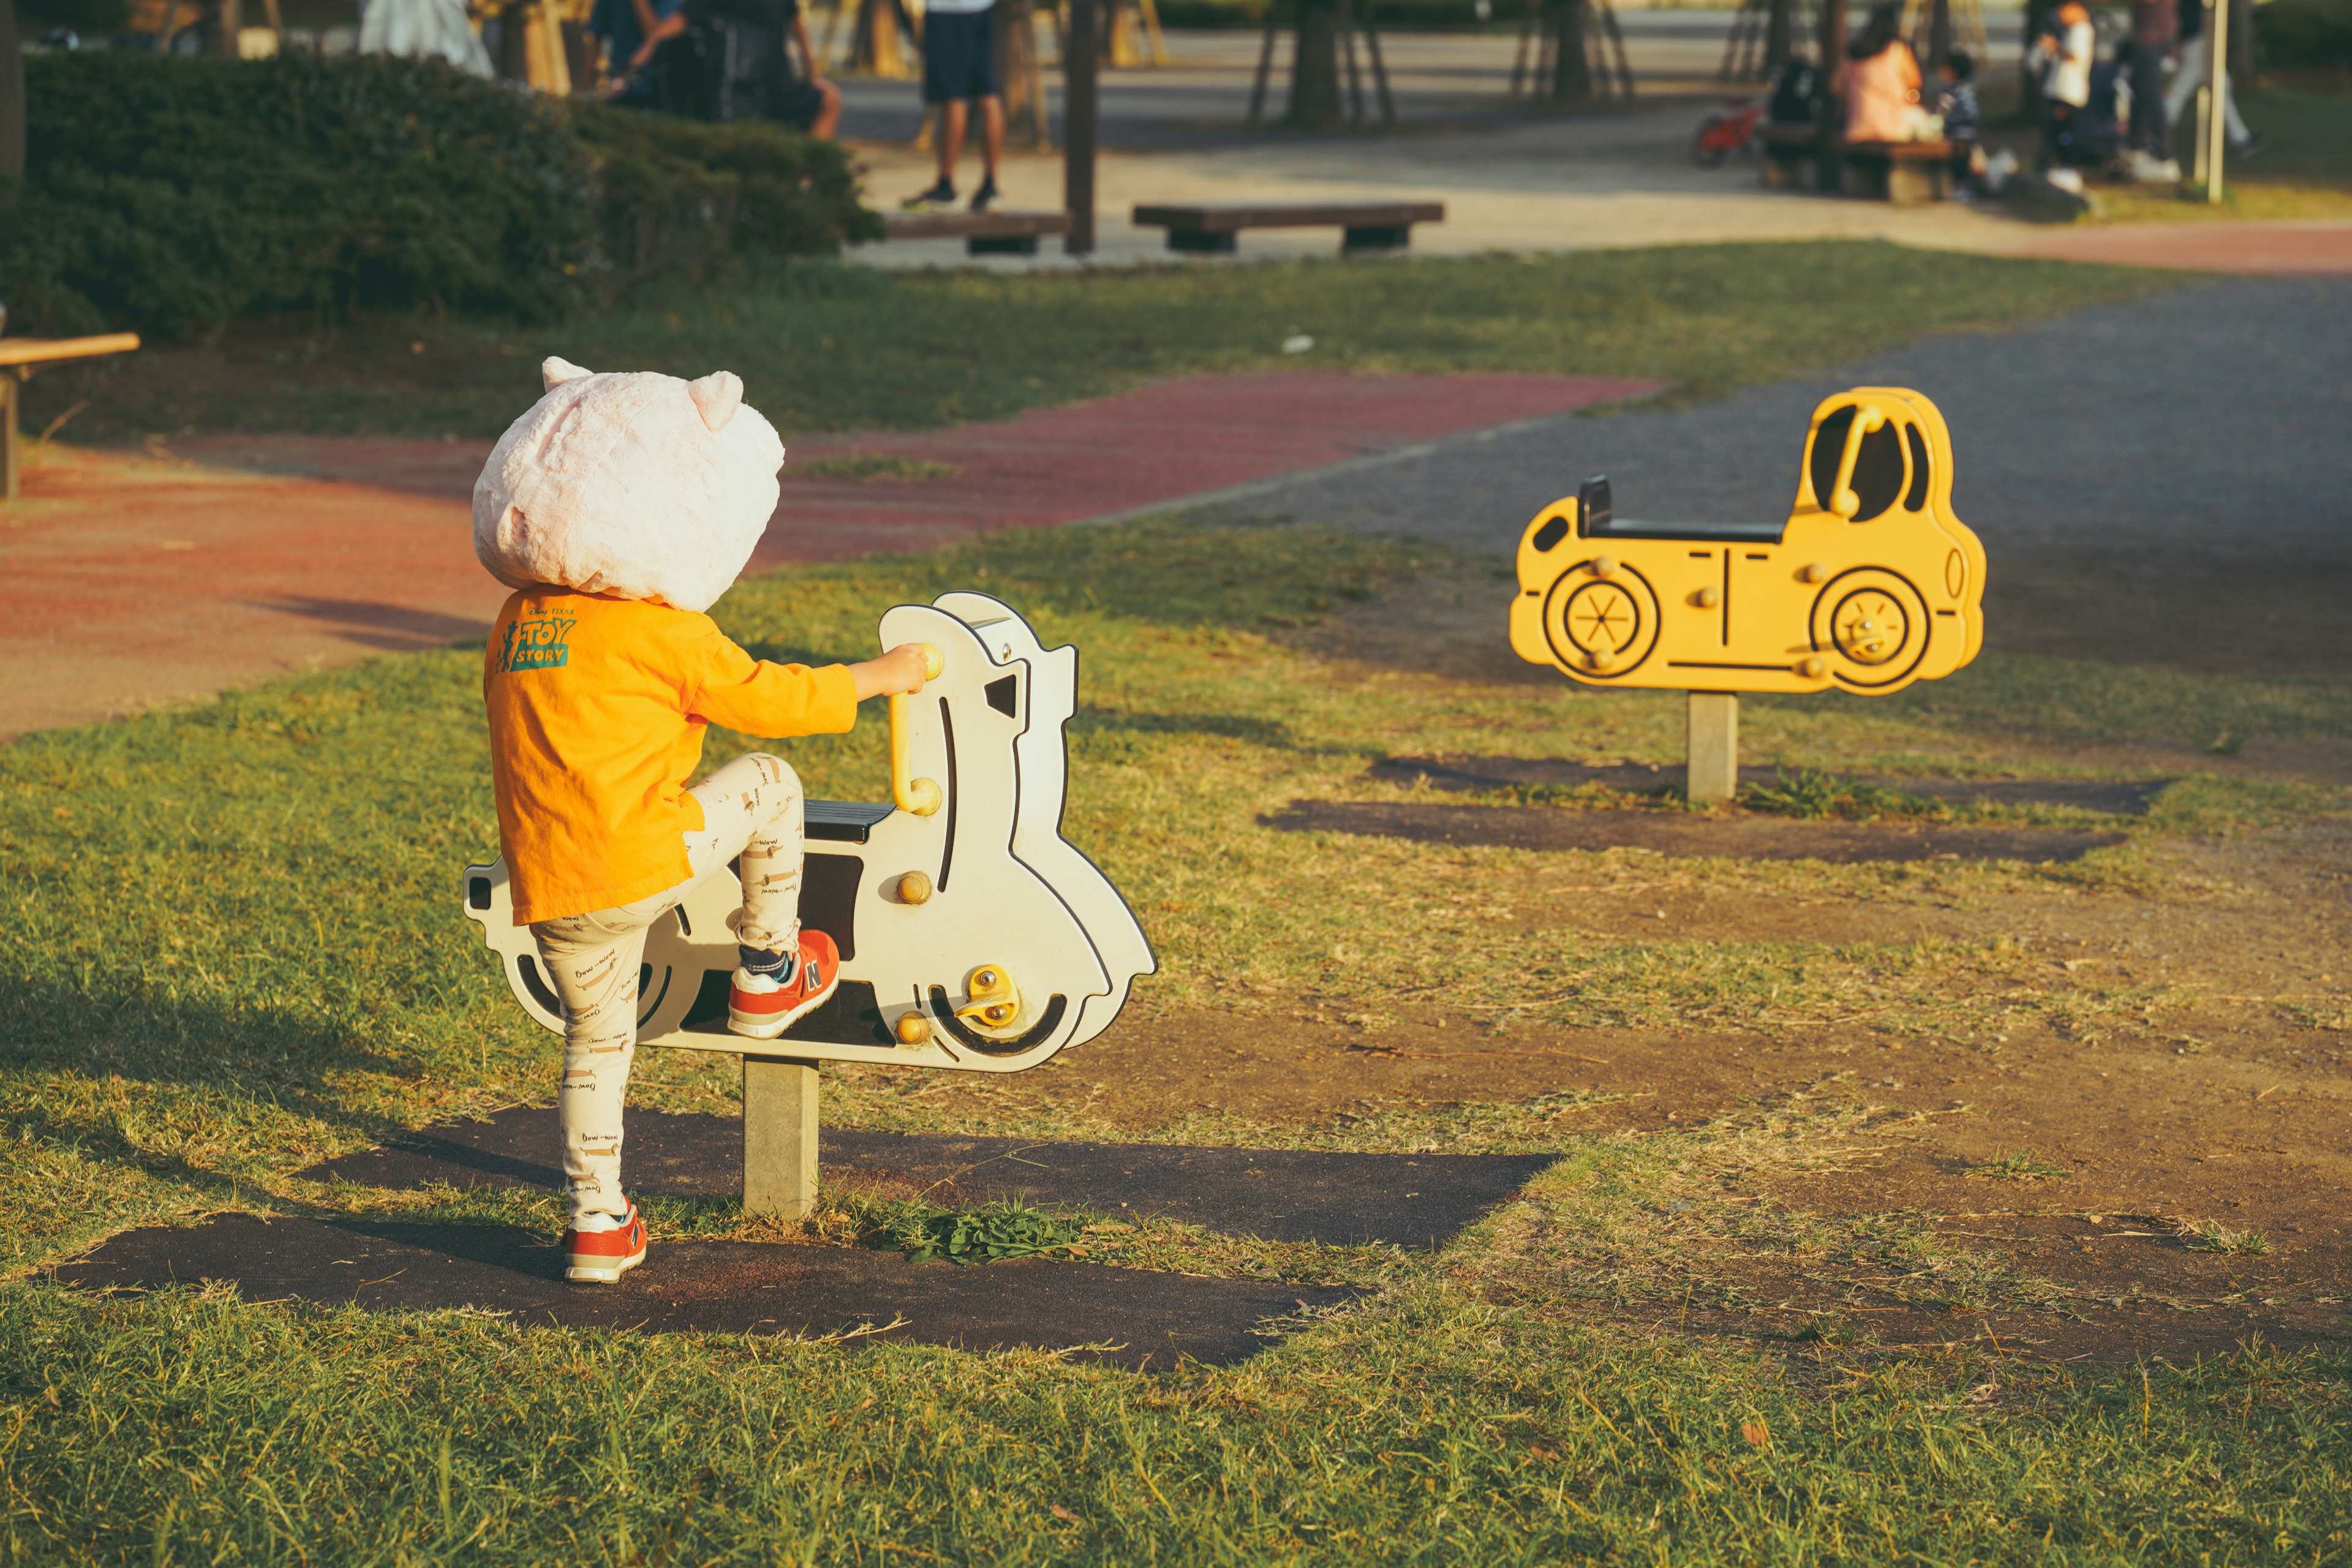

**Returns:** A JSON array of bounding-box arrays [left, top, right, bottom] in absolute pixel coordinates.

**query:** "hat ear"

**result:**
[[541, 356, 594, 391], [688, 371, 744, 432]]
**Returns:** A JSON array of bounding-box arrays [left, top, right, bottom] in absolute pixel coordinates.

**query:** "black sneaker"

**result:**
[[2234, 134, 2270, 160], [970, 175, 1000, 213], [902, 178, 955, 210]]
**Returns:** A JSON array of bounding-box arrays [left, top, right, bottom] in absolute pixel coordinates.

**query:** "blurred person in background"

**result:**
[[1844, 3, 1927, 142]]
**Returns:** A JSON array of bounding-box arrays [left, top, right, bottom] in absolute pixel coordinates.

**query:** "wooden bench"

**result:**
[[881, 209, 1073, 257], [0, 332, 142, 500], [1130, 202, 1445, 254], [1841, 139, 1959, 206]]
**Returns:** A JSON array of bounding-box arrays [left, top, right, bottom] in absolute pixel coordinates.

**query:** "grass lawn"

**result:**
[[6, 515, 2351, 1562], [22, 241, 2180, 447]]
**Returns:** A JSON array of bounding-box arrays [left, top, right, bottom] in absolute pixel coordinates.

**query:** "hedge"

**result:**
[[0, 51, 883, 340], [2254, 0, 2352, 69]]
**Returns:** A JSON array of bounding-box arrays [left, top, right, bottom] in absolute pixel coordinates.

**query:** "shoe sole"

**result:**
[[565, 1243, 647, 1284], [728, 973, 842, 1041]]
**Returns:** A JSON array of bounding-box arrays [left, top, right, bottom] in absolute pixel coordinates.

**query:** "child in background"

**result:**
[[1932, 50, 1986, 185], [474, 357, 931, 1284], [2030, 1, 2095, 177]]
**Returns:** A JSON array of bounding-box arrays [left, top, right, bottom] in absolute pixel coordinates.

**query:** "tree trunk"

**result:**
[[1765, 0, 1794, 70], [1287, 0, 1344, 127], [1550, 0, 1591, 100], [1926, 0, 1951, 71], [0, 0, 23, 194], [213, 0, 243, 53], [1817, 0, 1845, 186]]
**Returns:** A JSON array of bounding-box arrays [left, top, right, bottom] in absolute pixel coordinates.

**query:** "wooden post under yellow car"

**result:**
[[1509, 386, 1988, 799]]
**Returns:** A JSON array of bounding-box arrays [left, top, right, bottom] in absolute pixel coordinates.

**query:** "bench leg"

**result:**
[[968, 235, 1042, 256], [743, 1054, 819, 1219], [1883, 162, 1948, 206], [1168, 228, 1237, 253], [1, 374, 17, 503], [1342, 224, 1412, 252]]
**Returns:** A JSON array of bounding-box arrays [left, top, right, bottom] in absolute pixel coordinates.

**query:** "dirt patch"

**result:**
[[999, 816, 2352, 1362], [1262, 800, 2127, 863]]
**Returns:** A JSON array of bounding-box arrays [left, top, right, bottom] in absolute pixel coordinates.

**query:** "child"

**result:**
[[1931, 50, 1986, 184], [2029, 1, 2095, 174], [474, 357, 930, 1284]]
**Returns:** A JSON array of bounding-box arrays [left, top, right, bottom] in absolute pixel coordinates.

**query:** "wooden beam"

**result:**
[[0, 333, 143, 368], [1065, 0, 1099, 255]]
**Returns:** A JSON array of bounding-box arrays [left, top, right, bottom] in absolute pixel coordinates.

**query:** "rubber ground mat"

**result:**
[[296, 1112, 1556, 1248], [51, 1214, 1348, 1369], [1263, 800, 2126, 863], [1367, 756, 2170, 816]]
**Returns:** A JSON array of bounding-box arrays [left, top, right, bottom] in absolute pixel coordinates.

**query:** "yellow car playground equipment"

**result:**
[[1509, 386, 1988, 801]]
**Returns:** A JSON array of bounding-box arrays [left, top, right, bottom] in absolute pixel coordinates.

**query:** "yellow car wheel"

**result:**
[[1809, 569, 1931, 689], [1543, 561, 1660, 679]]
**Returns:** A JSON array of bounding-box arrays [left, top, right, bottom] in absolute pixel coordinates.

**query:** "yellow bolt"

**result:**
[[1798, 655, 1826, 678], [897, 870, 932, 905], [1697, 588, 1721, 609], [894, 1012, 932, 1046], [1590, 556, 1618, 578], [1799, 562, 1828, 583]]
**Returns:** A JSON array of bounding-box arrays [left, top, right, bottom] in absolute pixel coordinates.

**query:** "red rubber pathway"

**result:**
[[2004, 219, 2352, 274], [4, 371, 1658, 739]]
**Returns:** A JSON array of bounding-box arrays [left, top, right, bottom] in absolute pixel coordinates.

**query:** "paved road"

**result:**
[[1191, 274, 2352, 674]]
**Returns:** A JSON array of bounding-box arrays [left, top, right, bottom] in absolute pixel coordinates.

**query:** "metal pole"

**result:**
[[1065, 0, 1099, 254], [2205, 0, 2227, 204]]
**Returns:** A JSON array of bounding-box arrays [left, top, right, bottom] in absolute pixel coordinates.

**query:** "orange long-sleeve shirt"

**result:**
[[483, 588, 859, 924]]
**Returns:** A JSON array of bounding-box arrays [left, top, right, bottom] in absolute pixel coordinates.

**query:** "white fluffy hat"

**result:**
[[472, 358, 786, 614]]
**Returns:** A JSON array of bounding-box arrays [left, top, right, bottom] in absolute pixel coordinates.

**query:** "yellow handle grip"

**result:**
[[889, 643, 944, 816], [1827, 402, 1891, 521]]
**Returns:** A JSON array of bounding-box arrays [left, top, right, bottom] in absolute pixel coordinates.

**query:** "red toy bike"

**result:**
[[1692, 98, 1765, 167]]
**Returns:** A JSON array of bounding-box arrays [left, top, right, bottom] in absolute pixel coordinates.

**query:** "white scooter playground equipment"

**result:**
[[462, 592, 1156, 1218]]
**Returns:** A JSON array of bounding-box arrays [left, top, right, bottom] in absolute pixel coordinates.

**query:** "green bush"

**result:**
[[572, 105, 884, 295], [0, 52, 881, 340], [2, 51, 595, 337], [2255, 0, 2352, 69]]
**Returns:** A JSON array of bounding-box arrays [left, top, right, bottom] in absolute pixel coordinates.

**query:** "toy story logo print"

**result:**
[[498, 612, 576, 673]]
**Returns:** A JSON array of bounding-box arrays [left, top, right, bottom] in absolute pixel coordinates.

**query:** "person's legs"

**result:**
[[2162, 32, 2204, 132], [813, 78, 841, 137], [533, 903, 661, 1227], [937, 98, 970, 183], [979, 93, 1003, 178], [685, 751, 807, 960], [2128, 40, 2168, 155], [532, 750, 807, 1230]]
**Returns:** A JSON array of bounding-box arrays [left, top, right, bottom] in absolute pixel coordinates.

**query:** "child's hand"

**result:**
[[851, 643, 935, 700]]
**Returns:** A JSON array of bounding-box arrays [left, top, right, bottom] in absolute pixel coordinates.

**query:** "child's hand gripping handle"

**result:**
[[890, 644, 947, 816]]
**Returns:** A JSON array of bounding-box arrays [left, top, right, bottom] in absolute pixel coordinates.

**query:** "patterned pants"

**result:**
[[530, 752, 805, 1222]]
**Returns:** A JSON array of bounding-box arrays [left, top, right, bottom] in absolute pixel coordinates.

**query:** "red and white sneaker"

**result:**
[[728, 929, 841, 1041], [563, 1201, 647, 1284]]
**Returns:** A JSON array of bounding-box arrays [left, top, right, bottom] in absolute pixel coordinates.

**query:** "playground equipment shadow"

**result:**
[[291, 1109, 1555, 1248], [50, 1213, 1349, 1368], [1263, 801, 2128, 862]]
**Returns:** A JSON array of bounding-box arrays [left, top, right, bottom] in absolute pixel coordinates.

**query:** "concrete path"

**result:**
[[838, 24, 2352, 276]]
